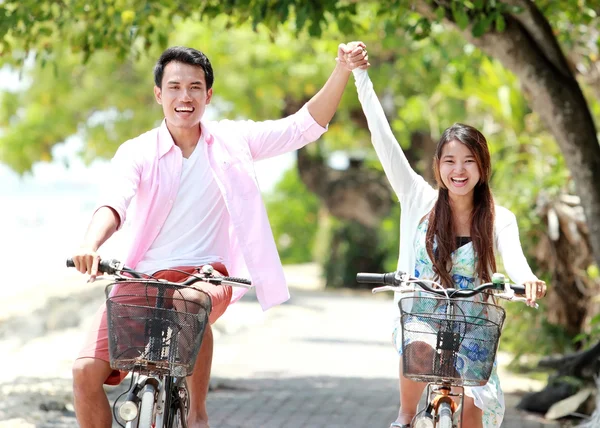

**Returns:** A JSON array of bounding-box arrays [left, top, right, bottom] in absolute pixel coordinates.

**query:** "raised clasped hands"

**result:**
[[337, 41, 370, 71]]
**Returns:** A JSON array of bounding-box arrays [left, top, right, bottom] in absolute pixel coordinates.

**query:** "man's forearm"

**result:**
[[81, 206, 120, 251], [306, 63, 352, 128]]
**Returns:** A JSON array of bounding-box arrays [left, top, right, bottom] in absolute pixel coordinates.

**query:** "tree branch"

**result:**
[[538, 340, 600, 379], [417, 0, 600, 274], [503, 0, 572, 78]]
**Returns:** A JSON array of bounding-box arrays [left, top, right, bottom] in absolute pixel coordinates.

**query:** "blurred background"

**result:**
[[1, 1, 600, 426]]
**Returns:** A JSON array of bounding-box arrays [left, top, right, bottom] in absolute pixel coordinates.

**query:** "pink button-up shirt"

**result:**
[[100, 104, 327, 310]]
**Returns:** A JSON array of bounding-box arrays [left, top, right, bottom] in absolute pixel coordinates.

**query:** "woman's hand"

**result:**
[[523, 279, 547, 307], [337, 41, 370, 71]]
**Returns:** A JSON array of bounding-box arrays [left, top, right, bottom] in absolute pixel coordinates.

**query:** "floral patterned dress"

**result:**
[[392, 219, 505, 427]]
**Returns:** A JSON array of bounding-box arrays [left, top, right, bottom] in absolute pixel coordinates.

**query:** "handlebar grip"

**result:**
[[356, 272, 396, 284], [222, 276, 251, 285], [510, 284, 526, 295], [65, 258, 120, 275]]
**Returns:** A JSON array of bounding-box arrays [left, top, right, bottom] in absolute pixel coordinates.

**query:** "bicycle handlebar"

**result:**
[[357, 271, 525, 298], [66, 258, 252, 288], [66, 258, 124, 276], [355, 272, 397, 285]]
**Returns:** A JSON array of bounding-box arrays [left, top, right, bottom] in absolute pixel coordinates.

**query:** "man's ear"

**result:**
[[206, 88, 213, 105], [154, 86, 162, 105]]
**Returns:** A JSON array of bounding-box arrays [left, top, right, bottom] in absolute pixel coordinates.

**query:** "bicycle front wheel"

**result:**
[[173, 380, 189, 428], [437, 401, 453, 428], [138, 384, 157, 428]]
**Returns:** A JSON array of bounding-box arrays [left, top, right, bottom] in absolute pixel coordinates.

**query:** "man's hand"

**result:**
[[72, 247, 102, 282], [337, 41, 370, 71], [305, 41, 370, 127], [71, 206, 120, 281]]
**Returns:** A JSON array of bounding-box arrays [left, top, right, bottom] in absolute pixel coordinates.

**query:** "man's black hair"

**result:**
[[154, 46, 214, 89]]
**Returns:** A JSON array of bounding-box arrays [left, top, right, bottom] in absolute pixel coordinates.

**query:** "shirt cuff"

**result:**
[[94, 204, 125, 230], [298, 104, 328, 141], [352, 68, 368, 78]]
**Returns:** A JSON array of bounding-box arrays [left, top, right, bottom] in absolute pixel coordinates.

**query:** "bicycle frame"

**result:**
[[113, 279, 199, 428], [66, 258, 252, 428], [418, 383, 463, 427], [357, 270, 535, 428], [120, 373, 188, 428], [408, 300, 469, 428]]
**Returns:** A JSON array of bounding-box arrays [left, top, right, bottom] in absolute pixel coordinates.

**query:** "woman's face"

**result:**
[[438, 140, 481, 198]]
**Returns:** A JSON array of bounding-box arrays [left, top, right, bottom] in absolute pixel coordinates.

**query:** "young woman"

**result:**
[[351, 67, 547, 428]]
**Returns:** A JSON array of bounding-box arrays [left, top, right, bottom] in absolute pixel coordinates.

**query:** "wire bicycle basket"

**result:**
[[105, 281, 212, 377], [399, 295, 506, 386]]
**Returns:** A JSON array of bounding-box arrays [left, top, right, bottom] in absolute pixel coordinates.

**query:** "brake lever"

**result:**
[[497, 283, 539, 309], [372, 285, 414, 294]]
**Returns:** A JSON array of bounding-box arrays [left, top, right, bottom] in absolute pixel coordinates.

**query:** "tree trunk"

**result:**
[[534, 193, 598, 340], [295, 145, 394, 287], [283, 98, 440, 288], [538, 340, 600, 380], [517, 340, 600, 414], [296, 145, 394, 228], [418, 0, 600, 270]]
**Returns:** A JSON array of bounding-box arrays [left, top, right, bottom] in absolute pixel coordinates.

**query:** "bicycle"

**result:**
[[66, 258, 252, 428], [356, 271, 535, 428]]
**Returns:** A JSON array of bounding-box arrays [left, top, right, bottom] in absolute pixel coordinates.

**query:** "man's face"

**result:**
[[154, 61, 213, 130]]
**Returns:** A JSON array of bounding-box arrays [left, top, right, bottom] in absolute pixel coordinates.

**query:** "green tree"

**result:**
[[264, 166, 320, 264], [2, 1, 599, 269], [1, 1, 599, 348]]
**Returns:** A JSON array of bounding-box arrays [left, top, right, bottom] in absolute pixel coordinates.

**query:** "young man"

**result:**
[[71, 42, 369, 428]]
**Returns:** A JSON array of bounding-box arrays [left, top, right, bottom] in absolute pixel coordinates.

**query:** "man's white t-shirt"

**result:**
[[136, 136, 230, 274]]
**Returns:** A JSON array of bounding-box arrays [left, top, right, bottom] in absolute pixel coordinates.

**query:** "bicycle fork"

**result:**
[[413, 383, 464, 428], [118, 375, 159, 427]]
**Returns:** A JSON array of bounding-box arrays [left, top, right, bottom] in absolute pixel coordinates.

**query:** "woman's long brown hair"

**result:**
[[425, 123, 496, 287]]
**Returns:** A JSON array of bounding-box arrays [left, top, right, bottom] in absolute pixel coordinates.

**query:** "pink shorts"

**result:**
[[77, 263, 232, 385]]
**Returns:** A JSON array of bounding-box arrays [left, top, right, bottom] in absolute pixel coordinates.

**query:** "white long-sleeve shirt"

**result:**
[[352, 68, 538, 326]]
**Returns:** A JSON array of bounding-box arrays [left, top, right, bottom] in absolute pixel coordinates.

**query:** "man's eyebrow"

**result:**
[[166, 79, 204, 86]]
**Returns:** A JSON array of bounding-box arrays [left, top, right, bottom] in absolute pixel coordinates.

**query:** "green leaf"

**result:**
[[589, 264, 599, 279], [590, 312, 600, 326], [452, 5, 470, 30], [384, 19, 397, 37], [337, 15, 354, 34], [435, 7, 446, 21], [472, 15, 491, 37], [495, 14, 506, 32]]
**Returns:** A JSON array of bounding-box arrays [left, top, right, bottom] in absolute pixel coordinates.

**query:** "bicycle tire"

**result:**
[[173, 403, 185, 428], [138, 385, 156, 428], [437, 401, 453, 428], [173, 381, 189, 428]]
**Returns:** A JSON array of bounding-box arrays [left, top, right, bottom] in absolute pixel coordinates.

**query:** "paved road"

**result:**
[[203, 287, 560, 428], [0, 269, 563, 427]]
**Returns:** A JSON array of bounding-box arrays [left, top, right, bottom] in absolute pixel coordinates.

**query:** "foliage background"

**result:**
[[1, 2, 599, 361]]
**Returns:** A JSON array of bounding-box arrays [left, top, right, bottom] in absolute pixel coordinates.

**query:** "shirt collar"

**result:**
[[157, 119, 215, 158]]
